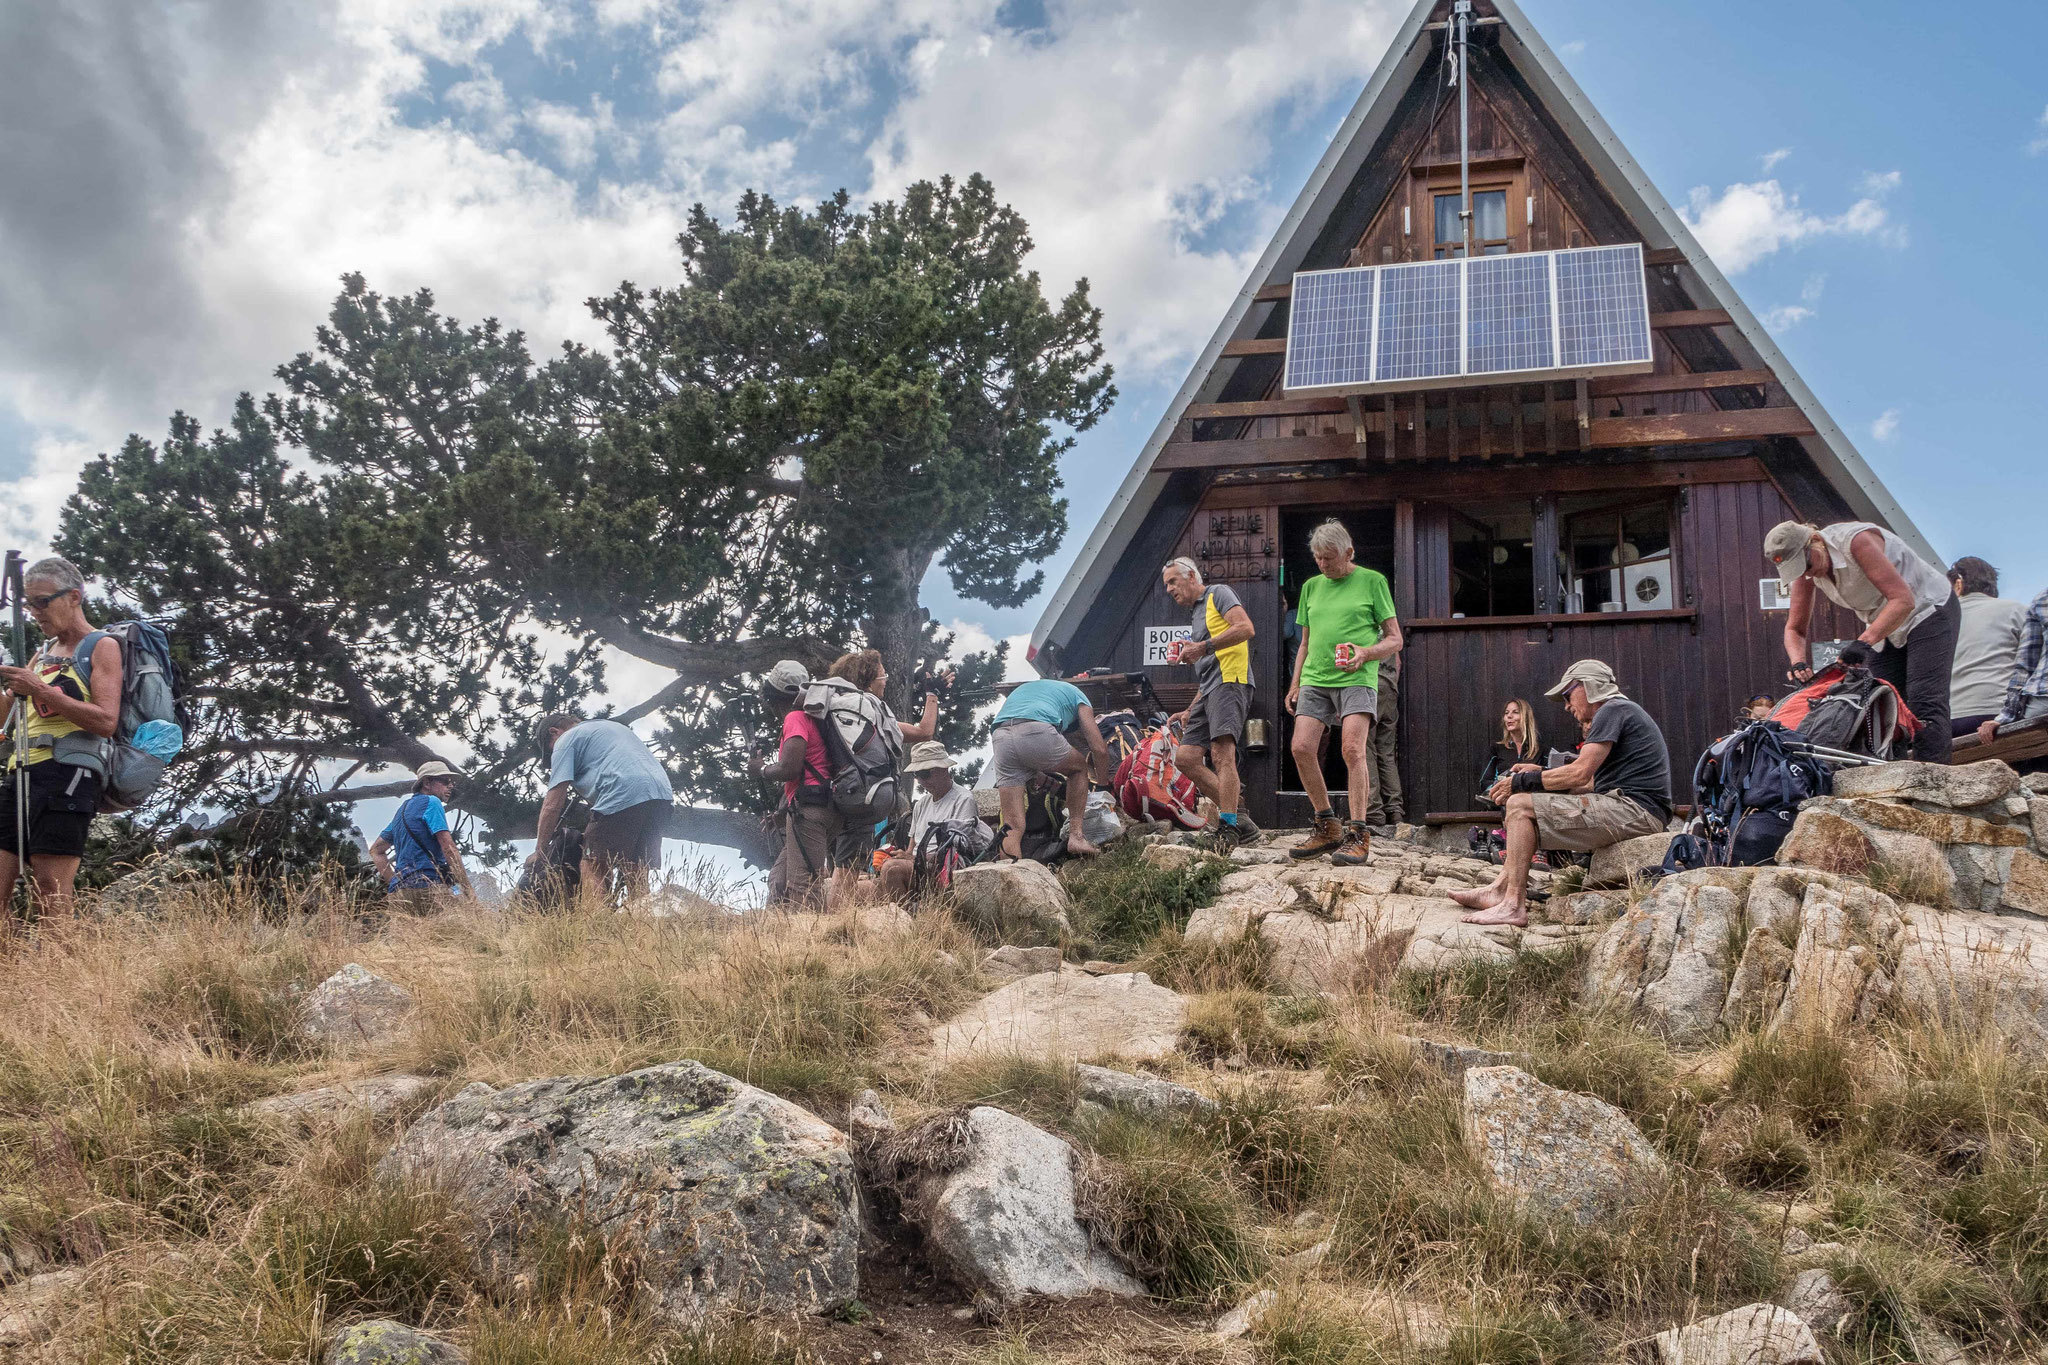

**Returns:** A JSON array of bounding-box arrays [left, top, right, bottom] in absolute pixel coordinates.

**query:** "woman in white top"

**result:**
[[1764, 519, 1960, 762]]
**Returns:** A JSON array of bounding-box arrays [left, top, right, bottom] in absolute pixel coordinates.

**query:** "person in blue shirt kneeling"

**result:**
[[370, 760, 476, 911]]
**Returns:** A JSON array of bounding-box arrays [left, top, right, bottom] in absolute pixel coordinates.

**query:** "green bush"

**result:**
[[1061, 840, 1227, 956]]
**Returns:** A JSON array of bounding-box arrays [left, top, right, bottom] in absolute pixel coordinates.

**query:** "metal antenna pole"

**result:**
[[1455, 0, 1474, 258]]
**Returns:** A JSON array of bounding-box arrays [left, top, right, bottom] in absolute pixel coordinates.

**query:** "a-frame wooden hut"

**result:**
[[1029, 0, 1938, 829]]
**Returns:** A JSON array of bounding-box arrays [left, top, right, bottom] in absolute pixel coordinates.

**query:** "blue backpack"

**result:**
[[1665, 720, 1829, 873], [71, 620, 187, 811]]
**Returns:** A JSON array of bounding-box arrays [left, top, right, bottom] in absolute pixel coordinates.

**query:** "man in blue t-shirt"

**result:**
[[370, 761, 476, 907], [987, 678, 1110, 861], [529, 714, 676, 900]]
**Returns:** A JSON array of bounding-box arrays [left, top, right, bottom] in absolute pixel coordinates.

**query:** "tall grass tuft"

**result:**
[[1074, 1110, 1264, 1303], [1060, 840, 1227, 957]]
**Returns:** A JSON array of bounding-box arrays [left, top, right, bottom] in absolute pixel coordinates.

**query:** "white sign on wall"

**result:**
[[1758, 577, 1792, 611], [1143, 624, 1191, 666]]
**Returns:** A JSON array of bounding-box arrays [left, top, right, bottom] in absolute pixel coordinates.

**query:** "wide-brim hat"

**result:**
[[903, 741, 954, 774], [1544, 659, 1621, 704], [414, 760, 461, 782]]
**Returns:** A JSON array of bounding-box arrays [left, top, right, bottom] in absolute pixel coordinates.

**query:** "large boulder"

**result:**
[[1652, 1303, 1822, 1364], [931, 968, 1186, 1064], [1461, 1066, 1665, 1225], [1831, 759, 2019, 810], [302, 964, 413, 1048], [1780, 791, 2045, 914], [1587, 833, 1676, 889], [378, 1061, 857, 1320], [326, 1320, 466, 1365], [1892, 904, 2048, 1054], [903, 1106, 1143, 1302], [950, 861, 1073, 944]]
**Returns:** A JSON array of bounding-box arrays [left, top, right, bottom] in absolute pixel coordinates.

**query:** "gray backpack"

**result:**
[[67, 620, 186, 810]]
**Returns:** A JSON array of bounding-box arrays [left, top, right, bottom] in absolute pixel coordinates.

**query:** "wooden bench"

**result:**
[[1949, 716, 2048, 768]]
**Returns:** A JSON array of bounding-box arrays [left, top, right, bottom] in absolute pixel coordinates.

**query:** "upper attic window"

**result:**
[[1434, 189, 1510, 257]]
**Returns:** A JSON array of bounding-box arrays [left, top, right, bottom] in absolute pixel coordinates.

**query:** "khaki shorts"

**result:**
[[988, 720, 1077, 787], [1296, 684, 1377, 727], [1529, 791, 1666, 852]]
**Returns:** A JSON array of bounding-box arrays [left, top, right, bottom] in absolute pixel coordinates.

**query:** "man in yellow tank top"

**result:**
[[1162, 558, 1257, 850], [1, 557, 122, 924]]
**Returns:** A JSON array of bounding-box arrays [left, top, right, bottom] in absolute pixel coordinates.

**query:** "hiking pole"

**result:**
[[3, 553, 26, 894]]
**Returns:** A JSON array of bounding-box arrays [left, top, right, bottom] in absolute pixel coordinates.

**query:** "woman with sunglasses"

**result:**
[[0, 557, 122, 925]]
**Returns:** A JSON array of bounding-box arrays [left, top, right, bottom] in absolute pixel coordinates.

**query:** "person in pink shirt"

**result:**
[[749, 660, 840, 907]]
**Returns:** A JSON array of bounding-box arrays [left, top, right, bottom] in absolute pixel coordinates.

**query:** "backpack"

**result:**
[[1095, 709, 1150, 779], [802, 678, 905, 826], [1670, 720, 1831, 870], [1772, 663, 1917, 760], [1113, 726, 1206, 830], [70, 620, 187, 811], [914, 819, 989, 891], [516, 823, 584, 908], [1017, 778, 1071, 864], [391, 793, 453, 888]]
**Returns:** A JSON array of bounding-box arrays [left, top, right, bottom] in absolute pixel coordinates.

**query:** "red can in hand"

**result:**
[[1334, 642, 1359, 669]]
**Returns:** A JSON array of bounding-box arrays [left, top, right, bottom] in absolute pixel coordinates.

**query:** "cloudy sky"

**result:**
[[3, 0, 2045, 856]]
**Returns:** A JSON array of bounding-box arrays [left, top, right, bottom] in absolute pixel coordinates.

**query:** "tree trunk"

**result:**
[[863, 547, 935, 719]]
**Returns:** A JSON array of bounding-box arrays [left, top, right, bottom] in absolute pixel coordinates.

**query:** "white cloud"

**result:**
[[1680, 171, 1904, 275], [1761, 273, 1826, 331], [942, 619, 1037, 682], [1870, 407, 1901, 442], [2030, 104, 2048, 156], [1760, 146, 1792, 171], [1556, 39, 1586, 57]]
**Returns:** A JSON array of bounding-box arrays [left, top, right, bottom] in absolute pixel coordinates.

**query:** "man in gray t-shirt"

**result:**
[[527, 714, 675, 900], [1453, 659, 1670, 928]]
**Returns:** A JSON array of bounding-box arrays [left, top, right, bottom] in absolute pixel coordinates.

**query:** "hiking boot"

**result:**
[[1206, 821, 1244, 855], [1233, 811, 1262, 841], [1331, 823, 1373, 866], [1291, 814, 1344, 860]]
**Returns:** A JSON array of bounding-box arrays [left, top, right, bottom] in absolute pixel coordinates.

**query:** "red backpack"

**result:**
[[1113, 726, 1206, 829]]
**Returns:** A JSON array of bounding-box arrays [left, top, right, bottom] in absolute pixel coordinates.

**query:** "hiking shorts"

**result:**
[[1295, 684, 1377, 727], [0, 761, 102, 860], [1181, 683, 1249, 749], [988, 720, 1077, 788], [583, 798, 670, 871], [1529, 791, 1665, 852]]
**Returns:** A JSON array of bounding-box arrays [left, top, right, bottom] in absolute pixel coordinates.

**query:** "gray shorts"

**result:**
[[1182, 682, 1249, 749], [1296, 684, 1378, 727], [988, 720, 1077, 787]]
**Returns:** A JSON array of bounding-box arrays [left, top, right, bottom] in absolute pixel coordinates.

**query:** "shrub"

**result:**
[[1061, 841, 1227, 956], [1075, 1111, 1263, 1302], [1391, 941, 1586, 1034], [1727, 1030, 1862, 1138]]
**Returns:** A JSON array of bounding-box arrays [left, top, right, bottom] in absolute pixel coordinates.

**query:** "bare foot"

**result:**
[[1449, 882, 1504, 910], [1460, 902, 1528, 927], [1066, 836, 1103, 858]]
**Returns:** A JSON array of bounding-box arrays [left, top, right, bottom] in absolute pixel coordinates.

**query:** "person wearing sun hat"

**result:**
[[1763, 519, 1958, 762], [877, 740, 990, 899], [369, 759, 476, 909], [1450, 659, 1671, 928]]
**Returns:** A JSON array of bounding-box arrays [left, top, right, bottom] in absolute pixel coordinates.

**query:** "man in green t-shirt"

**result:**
[[1286, 520, 1404, 865]]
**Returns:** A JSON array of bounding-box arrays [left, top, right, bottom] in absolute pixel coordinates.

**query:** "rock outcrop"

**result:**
[[1184, 852, 1592, 993], [378, 1060, 858, 1320], [1461, 1066, 1665, 1225], [326, 1320, 466, 1365], [950, 861, 1073, 943], [931, 968, 1187, 1064], [1652, 1302, 1822, 1364], [302, 964, 414, 1048], [1587, 832, 1675, 889], [903, 1106, 1144, 1302]]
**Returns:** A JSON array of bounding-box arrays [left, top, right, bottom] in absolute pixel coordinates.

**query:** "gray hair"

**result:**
[[23, 556, 84, 595], [1161, 556, 1202, 585], [1308, 520, 1353, 556]]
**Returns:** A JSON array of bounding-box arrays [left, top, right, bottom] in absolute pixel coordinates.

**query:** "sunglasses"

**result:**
[[25, 588, 74, 611]]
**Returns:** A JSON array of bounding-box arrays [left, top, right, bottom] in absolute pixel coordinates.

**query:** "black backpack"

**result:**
[[1794, 666, 1905, 759], [1000, 777, 1069, 865], [1666, 720, 1830, 872]]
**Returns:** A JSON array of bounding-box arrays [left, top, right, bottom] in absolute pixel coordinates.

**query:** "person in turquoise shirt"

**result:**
[[988, 678, 1110, 861], [1285, 520, 1403, 867]]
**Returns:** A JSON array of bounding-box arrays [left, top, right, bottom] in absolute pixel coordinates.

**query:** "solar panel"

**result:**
[[1374, 260, 1461, 383], [1282, 268, 1375, 392], [1280, 242, 1652, 396], [1556, 245, 1653, 368]]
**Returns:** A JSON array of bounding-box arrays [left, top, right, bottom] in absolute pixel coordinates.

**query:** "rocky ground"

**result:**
[[2, 761, 2046, 1363]]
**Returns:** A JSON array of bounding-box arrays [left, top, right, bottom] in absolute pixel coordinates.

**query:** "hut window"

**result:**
[[1433, 188, 1511, 257], [1447, 499, 1537, 617], [1557, 493, 1678, 613]]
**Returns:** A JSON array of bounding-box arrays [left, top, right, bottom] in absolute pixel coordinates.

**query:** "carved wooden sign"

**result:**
[[1195, 510, 1276, 581]]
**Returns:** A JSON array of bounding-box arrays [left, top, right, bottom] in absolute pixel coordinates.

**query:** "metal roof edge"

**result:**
[[1028, 0, 1442, 660], [1487, 0, 1939, 566]]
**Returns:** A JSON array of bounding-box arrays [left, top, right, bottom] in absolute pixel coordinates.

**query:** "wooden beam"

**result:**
[[1199, 456, 1773, 508], [1241, 261, 1693, 307], [1155, 433, 1361, 470], [1220, 336, 1288, 357], [1589, 408, 1815, 446], [1186, 396, 1346, 420], [1643, 247, 1687, 266], [1253, 283, 1291, 302], [1588, 368, 1772, 397], [1651, 309, 1733, 329]]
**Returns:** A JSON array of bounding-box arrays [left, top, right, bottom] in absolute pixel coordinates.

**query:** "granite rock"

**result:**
[[931, 968, 1188, 1064], [302, 964, 413, 1048], [951, 861, 1073, 944], [1461, 1066, 1666, 1225], [1653, 1303, 1822, 1364]]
